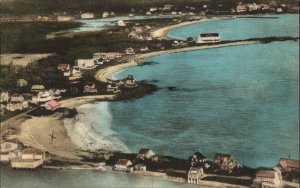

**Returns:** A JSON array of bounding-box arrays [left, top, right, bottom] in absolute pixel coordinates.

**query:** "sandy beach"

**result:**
[[95, 40, 260, 83]]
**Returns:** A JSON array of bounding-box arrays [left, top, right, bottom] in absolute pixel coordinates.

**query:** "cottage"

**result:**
[[149, 7, 158, 12], [93, 52, 123, 60], [124, 75, 137, 88], [84, 83, 98, 93], [57, 64, 71, 71], [172, 40, 180, 47], [21, 148, 45, 160], [0, 91, 9, 103], [31, 91, 54, 103], [163, 4, 173, 11], [31, 84, 45, 93], [128, 14, 134, 17], [253, 170, 282, 188], [187, 167, 205, 184], [276, 8, 283, 13], [214, 153, 237, 170], [236, 5, 247, 12], [44, 100, 61, 110], [189, 152, 207, 167], [17, 79, 28, 87], [125, 48, 135, 55], [137, 148, 155, 159], [134, 164, 146, 171], [81, 13, 94, 19], [114, 159, 133, 172], [146, 11, 152, 15], [260, 4, 271, 11], [117, 20, 126, 27], [102, 11, 110, 18], [6, 94, 28, 111], [75, 59, 97, 69], [196, 33, 220, 43], [140, 46, 149, 52], [279, 158, 300, 172], [57, 16, 74, 21], [247, 3, 259, 11], [0, 142, 19, 162], [107, 84, 120, 93], [63, 70, 71, 77]]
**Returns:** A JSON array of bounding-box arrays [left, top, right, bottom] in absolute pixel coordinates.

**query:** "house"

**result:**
[[140, 46, 149, 52], [125, 48, 135, 55], [247, 3, 259, 11], [57, 16, 74, 21], [134, 164, 146, 171], [278, 158, 300, 172], [75, 59, 97, 69], [276, 8, 283, 13], [48, 89, 65, 99], [0, 142, 19, 162], [260, 4, 271, 11], [117, 20, 126, 27], [114, 159, 133, 172], [128, 14, 134, 17], [149, 7, 158, 12], [102, 11, 110, 18], [236, 5, 247, 12], [187, 167, 205, 184], [214, 153, 237, 170], [17, 79, 28, 87], [81, 13, 94, 19], [84, 83, 98, 93], [171, 11, 177, 15], [44, 100, 61, 110], [133, 26, 143, 33], [252, 170, 282, 188], [196, 33, 220, 43], [146, 11, 152, 15], [31, 84, 45, 93], [0, 91, 9, 103], [172, 40, 180, 47], [124, 75, 137, 88], [163, 4, 173, 11], [31, 91, 54, 103], [57, 64, 71, 71], [107, 84, 120, 93], [6, 94, 28, 111], [137, 148, 155, 159], [110, 12, 115, 17], [93, 52, 123, 60], [63, 70, 71, 77], [189, 152, 207, 167], [21, 148, 45, 160]]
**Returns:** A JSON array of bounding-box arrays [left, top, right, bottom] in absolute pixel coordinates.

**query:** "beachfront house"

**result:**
[[44, 100, 61, 110], [11, 147, 45, 169], [0, 91, 9, 103], [83, 83, 98, 93], [107, 84, 120, 93], [17, 79, 28, 87], [140, 46, 149, 52], [214, 153, 237, 170], [124, 75, 137, 88], [134, 164, 146, 171], [117, 20, 126, 27], [93, 52, 123, 61], [31, 84, 45, 93], [187, 167, 205, 184], [81, 13, 94, 19], [146, 11, 152, 15], [236, 5, 247, 12], [278, 158, 300, 172], [6, 94, 28, 111], [114, 159, 133, 172], [102, 11, 110, 18], [75, 59, 97, 69], [137, 148, 155, 160], [188, 152, 207, 167], [252, 170, 282, 188], [57, 64, 71, 71], [196, 33, 220, 44], [125, 48, 135, 55], [0, 142, 19, 162]]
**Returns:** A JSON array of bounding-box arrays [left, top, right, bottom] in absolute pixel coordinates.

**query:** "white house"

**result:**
[[137, 148, 155, 159], [140, 46, 149, 52], [21, 148, 45, 160], [146, 11, 152, 15], [117, 20, 126, 27], [102, 11, 110, 18], [75, 59, 97, 69], [31, 91, 54, 103], [253, 170, 282, 188], [196, 33, 220, 43], [236, 5, 247, 12], [0, 91, 9, 103], [84, 83, 98, 93], [134, 164, 146, 171], [187, 167, 205, 184], [107, 84, 120, 93], [93, 52, 123, 60], [6, 94, 28, 111], [0, 142, 19, 162], [81, 13, 94, 19], [31, 84, 45, 93], [57, 16, 74, 21], [125, 48, 135, 55], [114, 159, 133, 172]]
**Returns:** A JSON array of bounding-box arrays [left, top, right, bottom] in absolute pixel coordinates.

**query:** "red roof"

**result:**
[[47, 100, 61, 108], [116, 159, 130, 166], [256, 170, 276, 178], [58, 64, 70, 69], [279, 158, 300, 169]]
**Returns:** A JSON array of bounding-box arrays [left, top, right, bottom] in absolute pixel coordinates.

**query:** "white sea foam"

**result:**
[[63, 102, 129, 152]]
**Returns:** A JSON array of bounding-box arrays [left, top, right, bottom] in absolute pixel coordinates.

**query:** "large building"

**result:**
[[11, 148, 45, 169], [196, 33, 220, 43], [187, 167, 205, 184], [252, 170, 282, 188], [114, 159, 133, 172], [278, 158, 300, 172]]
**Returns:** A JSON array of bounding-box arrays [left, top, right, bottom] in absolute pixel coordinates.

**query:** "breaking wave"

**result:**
[[63, 102, 129, 152]]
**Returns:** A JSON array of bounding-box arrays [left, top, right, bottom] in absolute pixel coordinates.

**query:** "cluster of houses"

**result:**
[[127, 24, 153, 41], [234, 1, 288, 13], [1, 142, 46, 169], [107, 75, 138, 93]]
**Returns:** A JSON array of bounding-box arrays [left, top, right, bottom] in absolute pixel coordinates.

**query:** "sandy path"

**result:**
[[95, 40, 260, 83]]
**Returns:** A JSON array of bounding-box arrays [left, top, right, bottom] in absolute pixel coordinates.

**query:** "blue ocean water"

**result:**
[[168, 14, 299, 40]]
